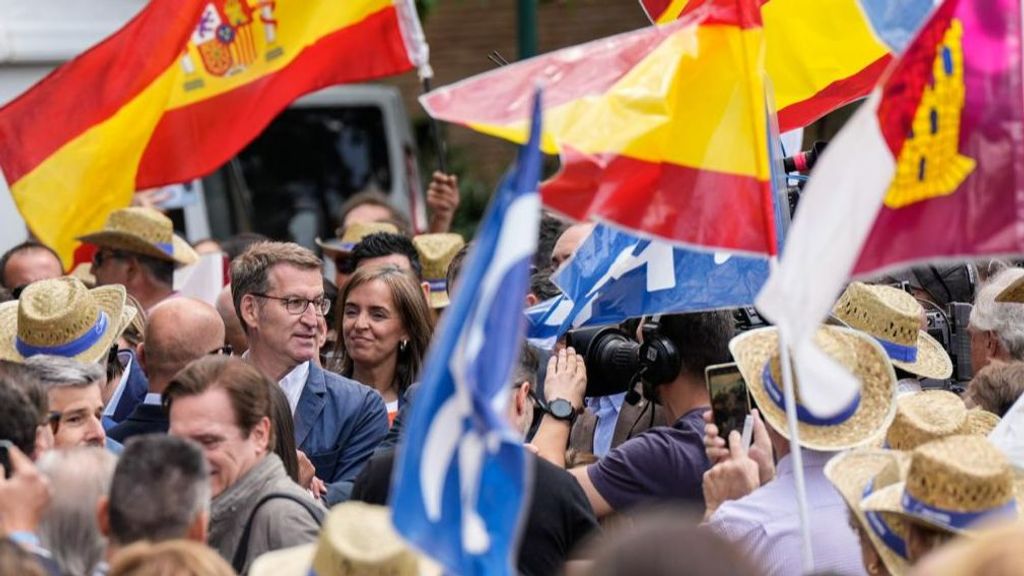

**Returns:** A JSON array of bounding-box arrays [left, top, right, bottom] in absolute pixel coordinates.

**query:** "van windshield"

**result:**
[[235, 105, 392, 243]]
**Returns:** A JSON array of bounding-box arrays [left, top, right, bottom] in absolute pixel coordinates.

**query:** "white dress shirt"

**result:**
[[278, 360, 310, 415], [706, 449, 867, 576]]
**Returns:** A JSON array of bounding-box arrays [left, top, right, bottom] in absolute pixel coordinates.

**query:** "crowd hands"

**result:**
[[0, 191, 1024, 576]]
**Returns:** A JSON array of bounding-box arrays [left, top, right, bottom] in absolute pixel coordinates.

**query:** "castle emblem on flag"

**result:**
[[884, 19, 975, 209], [180, 0, 282, 90]]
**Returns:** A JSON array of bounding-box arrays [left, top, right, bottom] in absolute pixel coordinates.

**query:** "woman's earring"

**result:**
[[399, 340, 408, 352]]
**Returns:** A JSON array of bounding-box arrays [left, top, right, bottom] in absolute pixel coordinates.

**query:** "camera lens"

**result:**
[[566, 325, 641, 397]]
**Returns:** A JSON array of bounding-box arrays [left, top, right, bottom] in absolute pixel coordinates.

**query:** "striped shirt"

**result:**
[[705, 449, 867, 576]]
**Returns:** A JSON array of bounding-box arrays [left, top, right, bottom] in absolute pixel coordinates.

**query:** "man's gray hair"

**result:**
[[107, 435, 210, 546], [970, 267, 1024, 360], [24, 355, 105, 390], [36, 447, 117, 576]]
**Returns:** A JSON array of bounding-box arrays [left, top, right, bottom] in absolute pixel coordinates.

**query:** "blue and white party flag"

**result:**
[[527, 224, 769, 348], [390, 90, 542, 575]]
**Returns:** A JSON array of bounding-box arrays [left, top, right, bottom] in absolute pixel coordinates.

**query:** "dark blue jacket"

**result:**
[[295, 363, 388, 506], [107, 403, 169, 443], [103, 349, 150, 428]]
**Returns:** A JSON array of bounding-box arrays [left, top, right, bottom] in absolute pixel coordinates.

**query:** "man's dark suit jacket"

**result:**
[[107, 403, 169, 443], [295, 362, 389, 506]]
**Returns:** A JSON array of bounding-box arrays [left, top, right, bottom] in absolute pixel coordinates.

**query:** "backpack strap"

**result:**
[[230, 491, 325, 573]]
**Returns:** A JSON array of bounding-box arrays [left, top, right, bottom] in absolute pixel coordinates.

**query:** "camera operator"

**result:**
[[968, 267, 1024, 375], [531, 311, 734, 519]]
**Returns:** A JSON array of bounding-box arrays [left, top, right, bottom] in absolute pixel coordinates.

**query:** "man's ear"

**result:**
[[515, 381, 531, 416], [420, 282, 431, 304], [187, 509, 209, 543], [96, 496, 111, 538], [137, 343, 148, 374], [525, 293, 538, 307], [253, 416, 272, 453], [240, 294, 260, 331]]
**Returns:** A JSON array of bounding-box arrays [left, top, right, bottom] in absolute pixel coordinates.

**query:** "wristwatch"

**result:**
[[545, 398, 580, 424]]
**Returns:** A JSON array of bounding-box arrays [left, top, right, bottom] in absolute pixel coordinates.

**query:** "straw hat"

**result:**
[[0, 277, 135, 364], [412, 233, 465, 309], [77, 207, 198, 266], [861, 435, 1021, 535], [825, 450, 911, 575], [68, 262, 96, 288], [316, 222, 400, 257], [962, 408, 1001, 436], [249, 502, 441, 576], [995, 275, 1024, 303], [833, 282, 952, 380], [729, 326, 897, 451], [885, 390, 967, 451]]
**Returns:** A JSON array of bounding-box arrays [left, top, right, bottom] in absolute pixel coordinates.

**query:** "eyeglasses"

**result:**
[[208, 344, 233, 356], [92, 249, 130, 268], [47, 411, 62, 434], [251, 293, 331, 316]]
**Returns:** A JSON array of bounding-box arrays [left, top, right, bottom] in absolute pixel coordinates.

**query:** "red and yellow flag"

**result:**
[[642, 0, 893, 131], [422, 0, 776, 255], [0, 0, 427, 264]]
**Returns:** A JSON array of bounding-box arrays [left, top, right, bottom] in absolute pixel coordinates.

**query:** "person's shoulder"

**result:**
[[316, 365, 383, 403], [254, 479, 324, 522], [705, 498, 768, 541]]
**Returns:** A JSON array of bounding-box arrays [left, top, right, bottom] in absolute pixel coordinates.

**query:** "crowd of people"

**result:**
[[0, 172, 1023, 576]]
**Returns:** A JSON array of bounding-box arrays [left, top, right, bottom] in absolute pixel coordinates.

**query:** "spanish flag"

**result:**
[[0, 0, 428, 265], [422, 0, 776, 255], [757, 0, 1024, 416], [641, 0, 933, 130]]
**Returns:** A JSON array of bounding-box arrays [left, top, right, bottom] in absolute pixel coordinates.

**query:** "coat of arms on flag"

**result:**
[[183, 0, 283, 89]]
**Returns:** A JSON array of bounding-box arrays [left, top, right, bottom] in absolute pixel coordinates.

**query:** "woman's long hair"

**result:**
[[329, 265, 433, 397]]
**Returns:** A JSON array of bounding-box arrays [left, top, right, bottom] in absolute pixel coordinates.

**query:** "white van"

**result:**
[[0, 0, 426, 253]]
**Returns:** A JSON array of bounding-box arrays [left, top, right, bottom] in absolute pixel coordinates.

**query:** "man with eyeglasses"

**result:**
[[231, 242, 388, 505], [22, 356, 108, 450], [108, 298, 226, 443]]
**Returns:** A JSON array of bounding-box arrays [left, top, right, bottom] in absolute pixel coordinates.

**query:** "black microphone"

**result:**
[[782, 140, 828, 173]]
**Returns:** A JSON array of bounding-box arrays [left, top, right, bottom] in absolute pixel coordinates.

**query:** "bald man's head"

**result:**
[[551, 223, 596, 269], [142, 298, 225, 391], [216, 284, 248, 356]]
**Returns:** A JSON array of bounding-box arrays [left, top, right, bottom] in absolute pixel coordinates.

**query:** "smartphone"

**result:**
[[0, 439, 12, 479], [705, 363, 752, 441]]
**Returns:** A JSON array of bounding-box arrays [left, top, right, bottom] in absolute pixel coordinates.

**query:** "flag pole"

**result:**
[[771, 266, 815, 573], [420, 77, 449, 175]]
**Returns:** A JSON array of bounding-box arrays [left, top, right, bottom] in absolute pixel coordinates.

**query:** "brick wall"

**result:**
[[391, 0, 651, 187]]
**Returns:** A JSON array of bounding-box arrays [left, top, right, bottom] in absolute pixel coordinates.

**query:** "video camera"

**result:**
[[566, 310, 763, 399], [921, 302, 974, 393], [564, 320, 679, 400]]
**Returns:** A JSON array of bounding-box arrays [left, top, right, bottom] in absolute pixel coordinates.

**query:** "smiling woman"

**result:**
[[329, 266, 432, 424]]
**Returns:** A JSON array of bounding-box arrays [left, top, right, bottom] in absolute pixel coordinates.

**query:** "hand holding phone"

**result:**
[[0, 440, 52, 535], [705, 363, 752, 441]]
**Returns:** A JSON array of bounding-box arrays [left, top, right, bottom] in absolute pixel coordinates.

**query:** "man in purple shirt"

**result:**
[[533, 311, 735, 518]]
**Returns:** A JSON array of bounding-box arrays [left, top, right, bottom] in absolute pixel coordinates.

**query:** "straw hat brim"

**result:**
[[427, 289, 450, 309], [730, 327, 897, 451], [68, 264, 96, 288], [863, 476, 1024, 536], [316, 238, 356, 257], [248, 543, 442, 576], [962, 409, 1001, 436], [0, 284, 131, 364], [995, 275, 1024, 303], [78, 230, 197, 266], [824, 450, 909, 576], [891, 331, 953, 380]]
